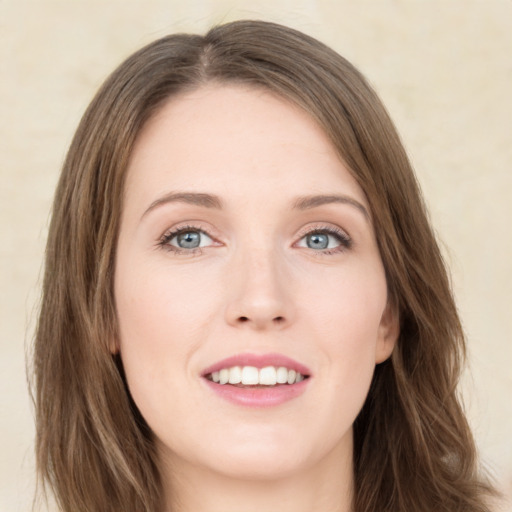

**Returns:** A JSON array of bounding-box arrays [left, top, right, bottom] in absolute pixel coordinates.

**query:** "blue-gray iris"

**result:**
[[307, 233, 329, 250], [178, 232, 201, 248]]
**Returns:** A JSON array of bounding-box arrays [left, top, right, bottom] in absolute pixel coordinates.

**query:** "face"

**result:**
[[115, 84, 398, 481]]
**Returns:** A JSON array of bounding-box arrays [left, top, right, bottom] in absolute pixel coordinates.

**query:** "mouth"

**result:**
[[200, 353, 311, 406], [204, 365, 309, 387]]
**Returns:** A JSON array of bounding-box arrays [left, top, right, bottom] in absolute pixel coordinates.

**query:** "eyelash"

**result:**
[[157, 224, 352, 256]]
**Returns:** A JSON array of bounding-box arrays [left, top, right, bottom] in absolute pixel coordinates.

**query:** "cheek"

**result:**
[[114, 254, 222, 417], [301, 258, 387, 348], [116, 254, 221, 347], [301, 262, 387, 414]]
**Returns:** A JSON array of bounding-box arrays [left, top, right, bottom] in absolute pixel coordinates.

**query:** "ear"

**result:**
[[375, 300, 399, 364]]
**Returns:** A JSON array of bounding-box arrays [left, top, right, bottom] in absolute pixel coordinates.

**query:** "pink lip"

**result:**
[[202, 378, 310, 408], [200, 353, 312, 408], [201, 352, 312, 377]]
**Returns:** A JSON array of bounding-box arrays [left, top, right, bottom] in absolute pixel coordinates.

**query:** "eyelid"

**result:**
[[160, 220, 221, 239], [295, 222, 350, 240]]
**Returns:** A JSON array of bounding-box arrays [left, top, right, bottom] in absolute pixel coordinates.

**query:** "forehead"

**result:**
[[124, 84, 368, 211]]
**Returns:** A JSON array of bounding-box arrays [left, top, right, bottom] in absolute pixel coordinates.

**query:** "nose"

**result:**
[[224, 249, 294, 330]]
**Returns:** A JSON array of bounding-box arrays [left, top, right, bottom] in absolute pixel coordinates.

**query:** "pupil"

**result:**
[[307, 233, 329, 249], [177, 231, 200, 248]]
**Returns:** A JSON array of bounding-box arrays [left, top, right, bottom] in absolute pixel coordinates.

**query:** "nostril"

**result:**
[[234, 315, 286, 326]]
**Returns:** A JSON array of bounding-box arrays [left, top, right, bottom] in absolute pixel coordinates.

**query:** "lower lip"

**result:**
[[202, 378, 310, 407]]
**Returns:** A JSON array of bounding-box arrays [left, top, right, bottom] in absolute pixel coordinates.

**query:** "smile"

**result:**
[[206, 365, 307, 386], [201, 353, 311, 407]]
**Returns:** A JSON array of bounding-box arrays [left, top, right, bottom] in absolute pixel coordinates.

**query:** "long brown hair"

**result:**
[[34, 20, 495, 512]]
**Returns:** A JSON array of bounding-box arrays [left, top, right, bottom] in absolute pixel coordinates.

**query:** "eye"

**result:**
[[296, 227, 351, 253], [160, 227, 215, 252]]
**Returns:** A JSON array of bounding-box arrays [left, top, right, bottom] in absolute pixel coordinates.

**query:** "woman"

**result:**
[[33, 20, 496, 512]]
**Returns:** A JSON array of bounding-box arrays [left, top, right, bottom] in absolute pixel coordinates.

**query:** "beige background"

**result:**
[[1, 1, 511, 510]]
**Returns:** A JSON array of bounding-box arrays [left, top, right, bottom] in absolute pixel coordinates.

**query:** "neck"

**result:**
[[160, 432, 354, 512]]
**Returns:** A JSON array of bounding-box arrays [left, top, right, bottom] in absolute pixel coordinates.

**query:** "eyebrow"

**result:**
[[142, 192, 223, 219], [141, 191, 369, 221], [292, 194, 370, 221]]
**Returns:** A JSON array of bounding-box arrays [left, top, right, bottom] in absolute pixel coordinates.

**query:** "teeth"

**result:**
[[276, 367, 288, 384], [207, 365, 307, 386], [259, 366, 277, 385], [219, 368, 229, 385], [228, 366, 242, 384], [241, 366, 259, 385]]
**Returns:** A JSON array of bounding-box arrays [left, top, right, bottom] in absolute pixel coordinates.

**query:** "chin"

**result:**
[[205, 449, 310, 481], [161, 431, 311, 482]]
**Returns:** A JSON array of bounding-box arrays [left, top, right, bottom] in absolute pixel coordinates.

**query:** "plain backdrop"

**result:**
[[1, 1, 511, 510]]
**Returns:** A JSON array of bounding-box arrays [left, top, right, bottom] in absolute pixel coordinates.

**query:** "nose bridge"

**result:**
[[225, 240, 293, 329]]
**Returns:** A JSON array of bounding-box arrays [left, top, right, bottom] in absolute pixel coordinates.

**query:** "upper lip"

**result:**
[[201, 352, 312, 377]]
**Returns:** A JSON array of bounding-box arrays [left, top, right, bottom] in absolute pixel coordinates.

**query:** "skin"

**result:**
[[114, 84, 399, 512]]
